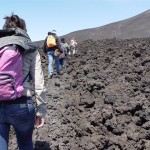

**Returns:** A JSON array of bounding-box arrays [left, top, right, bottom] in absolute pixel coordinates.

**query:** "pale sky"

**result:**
[[0, 0, 150, 41]]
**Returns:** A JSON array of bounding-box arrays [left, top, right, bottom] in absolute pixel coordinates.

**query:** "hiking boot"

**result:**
[[48, 74, 53, 79], [57, 71, 63, 75]]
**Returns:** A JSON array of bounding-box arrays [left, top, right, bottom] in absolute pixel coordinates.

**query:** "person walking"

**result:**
[[0, 14, 47, 150], [59, 38, 70, 69], [69, 37, 78, 55], [43, 30, 63, 78]]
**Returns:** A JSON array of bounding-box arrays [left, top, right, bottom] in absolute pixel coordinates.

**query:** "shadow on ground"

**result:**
[[34, 141, 51, 150]]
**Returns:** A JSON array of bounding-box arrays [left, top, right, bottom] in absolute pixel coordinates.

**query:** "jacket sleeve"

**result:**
[[30, 50, 47, 118]]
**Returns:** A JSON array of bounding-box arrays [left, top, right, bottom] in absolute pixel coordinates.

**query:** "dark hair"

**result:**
[[3, 13, 27, 31], [20, 18, 27, 31], [48, 32, 52, 35], [61, 38, 65, 43]]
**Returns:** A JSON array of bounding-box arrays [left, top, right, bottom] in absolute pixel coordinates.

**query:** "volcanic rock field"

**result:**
[[9, 38, 150, 150]]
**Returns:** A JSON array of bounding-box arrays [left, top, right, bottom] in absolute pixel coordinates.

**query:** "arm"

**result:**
[[30, 50, 47, 128]]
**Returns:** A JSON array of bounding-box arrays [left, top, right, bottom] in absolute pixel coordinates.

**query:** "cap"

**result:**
[[52, 30, 56, 34]]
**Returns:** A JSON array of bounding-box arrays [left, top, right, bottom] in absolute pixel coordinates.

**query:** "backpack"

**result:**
[[0, 45, 24, 101], [46, 35, 57, 48]]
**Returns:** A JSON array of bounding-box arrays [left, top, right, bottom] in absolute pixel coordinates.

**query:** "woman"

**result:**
[[0, 14, 47, 150]]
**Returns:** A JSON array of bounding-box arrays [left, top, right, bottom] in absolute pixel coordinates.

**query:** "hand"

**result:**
[[54, 49, 61, 56], [35, 116, 45, 128], [43, 53, 47, 59]]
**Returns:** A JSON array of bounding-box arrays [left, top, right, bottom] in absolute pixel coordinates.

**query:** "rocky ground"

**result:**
[[9, 38, 150, 150]]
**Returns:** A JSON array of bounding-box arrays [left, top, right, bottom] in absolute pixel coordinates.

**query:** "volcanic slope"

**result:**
[[34, 10, 150, 47], [62, 9, 150, 43], [9, 38, 150, 150]]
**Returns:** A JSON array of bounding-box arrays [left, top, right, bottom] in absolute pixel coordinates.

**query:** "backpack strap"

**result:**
[[22, 72, 30, 84], [0, 29, 16, 38]]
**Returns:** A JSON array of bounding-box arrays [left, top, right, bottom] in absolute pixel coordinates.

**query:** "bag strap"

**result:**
[[0, 29, 16, 38], [22, 72, 30, 84]]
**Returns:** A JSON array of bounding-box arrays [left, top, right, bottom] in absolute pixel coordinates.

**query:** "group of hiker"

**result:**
[[43, 30, 78, 78], [0, 13, 77, 150]]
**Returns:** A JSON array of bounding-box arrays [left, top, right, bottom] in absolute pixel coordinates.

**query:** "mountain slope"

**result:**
[[34, 9, 150, 47], [62, 9, 150, 43]]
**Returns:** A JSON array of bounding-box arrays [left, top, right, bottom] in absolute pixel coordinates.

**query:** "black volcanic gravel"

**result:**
[[9, 38, 150, 150]]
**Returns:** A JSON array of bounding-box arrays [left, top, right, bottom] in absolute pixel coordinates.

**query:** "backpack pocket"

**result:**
[[0, 73, 17, 100], [47, 35, 57, 48]]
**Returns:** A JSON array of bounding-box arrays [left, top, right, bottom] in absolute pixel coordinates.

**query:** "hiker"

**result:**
[[59, 38, 70, 69], [43, 30, 63, 78], [69, 37, 78, 55], [0, 14, 47, 150]]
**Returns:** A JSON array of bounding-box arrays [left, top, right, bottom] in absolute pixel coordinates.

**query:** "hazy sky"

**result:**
[[0, 0, 150, 41]]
